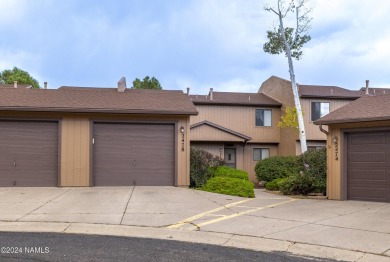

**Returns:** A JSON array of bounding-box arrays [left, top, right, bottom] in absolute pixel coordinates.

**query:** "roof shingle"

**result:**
[[189, 92, 281, 107], [0, 87, 198, 115], [298, 85, 362, 99], [314, 94, 390, 125]]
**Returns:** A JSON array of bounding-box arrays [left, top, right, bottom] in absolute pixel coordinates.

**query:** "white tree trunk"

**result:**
[[278, 10, 308, 154]]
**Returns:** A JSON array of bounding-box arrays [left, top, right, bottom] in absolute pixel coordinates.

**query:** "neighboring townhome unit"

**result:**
[[259, 76, 363, 156], [189, 88, 282, 182]]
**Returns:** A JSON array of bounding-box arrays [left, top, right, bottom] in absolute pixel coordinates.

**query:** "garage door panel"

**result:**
[[349, 152, 386, 163], [93, 123, 175, 186], [0, 121, 58, 187], [347, 131, 390, 202], [350, 133, 386, 145], [349, 169, 386, 181], [349, 187, 386, 201]]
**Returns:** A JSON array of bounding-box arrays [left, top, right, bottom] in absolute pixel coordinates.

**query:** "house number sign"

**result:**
[[333, 136, 339, 161], [180, 126, 185, 152], [181, 133, 185, 152]]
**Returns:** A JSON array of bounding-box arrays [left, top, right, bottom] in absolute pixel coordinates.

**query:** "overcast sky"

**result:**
[[1, 0, 390, 94]]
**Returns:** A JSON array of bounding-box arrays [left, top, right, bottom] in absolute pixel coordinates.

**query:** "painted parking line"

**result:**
[[167, 199, 252, 229], [192, 198, 296, 229]]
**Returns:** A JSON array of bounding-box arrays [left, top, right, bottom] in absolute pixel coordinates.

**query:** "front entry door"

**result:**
[[224, 148, 236, 169]]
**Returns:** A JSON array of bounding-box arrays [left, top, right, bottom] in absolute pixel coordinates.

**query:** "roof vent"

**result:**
[[44, 82, 48, 89], [117, 77, 127, 92], [14, 81, 17, 88], [209, 88, 213, 100], [249, 96, 251, 101], [331, 89, 333, 95], [186, 87, 190, 96], [196, 94, 198, 99], [365, 80, 369, 95]]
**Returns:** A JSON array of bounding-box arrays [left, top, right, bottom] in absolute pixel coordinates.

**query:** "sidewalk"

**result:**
[[0, 187, 389, 261]]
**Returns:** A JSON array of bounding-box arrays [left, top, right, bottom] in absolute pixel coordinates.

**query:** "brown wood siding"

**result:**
[[190, 105, 280, 143], [259, 77, 297, 155], [301, 98, 351, 141], [61, 118, 90, 186], [0, 120, 58, 187], [260, 77, 354, 156], [191, 125, 246, 142], [93, 123, 175, 186], [243, 144, 278, 182]]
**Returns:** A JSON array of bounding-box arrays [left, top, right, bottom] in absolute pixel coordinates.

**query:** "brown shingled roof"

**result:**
[[0, 87, 198, 115], [314, 94, 390, 125], [298, 85, 362, 99], [189, 92, 281, 107], [0, 84, 33, 89]]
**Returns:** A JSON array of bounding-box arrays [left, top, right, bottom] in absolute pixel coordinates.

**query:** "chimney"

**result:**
[[365, 80, 369, 95], [117, 77, 127, 92], [209, 88, 213, 100], [14, 81, 17, 88], [44, 82, 48, 89], [186, 87, 190, 96]]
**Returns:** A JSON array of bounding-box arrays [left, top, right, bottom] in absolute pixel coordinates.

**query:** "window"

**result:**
[[308, 146, 326, 151], [253, 148, 270, 161], [255, 109, 272, 126], [311, 102, 330, 121]]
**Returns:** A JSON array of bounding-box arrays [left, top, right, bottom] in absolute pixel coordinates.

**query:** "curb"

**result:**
[[0, 221, 389, 261]]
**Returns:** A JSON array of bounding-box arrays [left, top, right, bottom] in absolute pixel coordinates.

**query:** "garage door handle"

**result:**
[[133, 160, 136, 167]]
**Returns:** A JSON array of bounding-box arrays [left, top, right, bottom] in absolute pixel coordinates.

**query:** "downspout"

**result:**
[[319, 124, 329, 135]]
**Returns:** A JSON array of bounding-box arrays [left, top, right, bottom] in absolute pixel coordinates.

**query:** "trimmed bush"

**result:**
[[255, 156, 299, 182], [190, 147, 224, 188], [201, 176, 255, 198], [212, 166, 249, 180], [278, 173, 315, 195], [298, 148, 327, 195], [265, 177, 287, 191]]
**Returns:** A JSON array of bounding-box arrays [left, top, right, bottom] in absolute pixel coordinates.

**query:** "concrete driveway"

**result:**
[[1, 187, 390, 261]]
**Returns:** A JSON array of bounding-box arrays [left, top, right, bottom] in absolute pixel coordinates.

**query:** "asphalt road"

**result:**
[[0, 232, 339, 262]]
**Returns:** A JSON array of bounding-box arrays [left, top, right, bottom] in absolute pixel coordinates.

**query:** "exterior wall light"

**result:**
[[332, 136, 338, 144], [180, 127, 185, 134]]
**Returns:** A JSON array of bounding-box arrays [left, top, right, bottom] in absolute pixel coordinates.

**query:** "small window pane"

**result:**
[[253, 149, 261, 161], [253, 148, 270, 161], [320, 103, 329, 117], [264, 110, 272, 126], [261, 149, 270, 159], [311, 102, 329, 121], [256, 109, 272, 126]]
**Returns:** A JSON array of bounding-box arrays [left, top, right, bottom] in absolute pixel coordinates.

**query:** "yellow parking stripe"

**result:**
[[167, 199, 252, 229], [192, 198, 296, 229]]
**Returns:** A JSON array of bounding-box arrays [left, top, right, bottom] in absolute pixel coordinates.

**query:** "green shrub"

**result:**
[[255, 156, 299, 182], [279, 173, 315, 195], [201, 177, 255, 198], [265, 177, 287, 191], [213, 166, 249, 180], [298, 148, 327, 195], [190, 147, 224, 188]]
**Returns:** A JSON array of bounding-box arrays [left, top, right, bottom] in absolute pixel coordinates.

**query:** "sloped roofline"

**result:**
[[190, 120, 252, 141]]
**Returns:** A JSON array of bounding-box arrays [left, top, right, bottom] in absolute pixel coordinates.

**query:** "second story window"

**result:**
[[311, 102, 329, 121], [255, 109, 272, 126]]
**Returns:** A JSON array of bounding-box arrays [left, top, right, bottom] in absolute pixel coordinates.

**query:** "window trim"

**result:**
[[253, 148, 270, 161], [310, 101, 330, 122], [255, 109, 272, 127]]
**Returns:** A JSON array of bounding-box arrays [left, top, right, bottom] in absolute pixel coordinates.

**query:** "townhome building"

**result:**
[[190, 76, 372, 182]]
